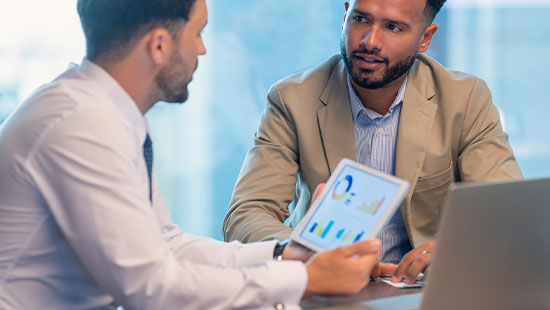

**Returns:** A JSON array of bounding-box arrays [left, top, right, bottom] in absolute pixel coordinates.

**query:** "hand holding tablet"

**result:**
[[291, 158, 410, 253]]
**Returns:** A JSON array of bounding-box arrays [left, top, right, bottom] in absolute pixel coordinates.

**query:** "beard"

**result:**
[[341, 39, 416, 90], [155, 51, 196, 104]]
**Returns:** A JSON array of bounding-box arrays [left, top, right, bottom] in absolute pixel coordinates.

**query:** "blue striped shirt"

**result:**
[[347, 77, 412, 263]]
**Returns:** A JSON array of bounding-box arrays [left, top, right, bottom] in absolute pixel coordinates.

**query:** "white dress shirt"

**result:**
[[0, 60, 307, 310]]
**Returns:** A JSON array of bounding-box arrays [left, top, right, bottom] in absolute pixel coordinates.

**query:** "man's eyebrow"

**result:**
[[350, 8, 410, 29], [350, 8, 370, 18], [382, 18, 410, 29]]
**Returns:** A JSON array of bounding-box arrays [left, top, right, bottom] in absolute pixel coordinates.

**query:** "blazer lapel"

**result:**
[[315, 56, 438, 184], [317, 60, 356, 174], [395, 59, 438, 197]]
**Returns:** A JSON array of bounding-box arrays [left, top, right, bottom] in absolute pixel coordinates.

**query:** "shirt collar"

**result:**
[[78, 58, 150, 143], [348, 75, 408, 121]]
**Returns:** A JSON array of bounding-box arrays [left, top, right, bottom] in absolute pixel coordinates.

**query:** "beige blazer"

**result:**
[[223, 54, 522, 247]]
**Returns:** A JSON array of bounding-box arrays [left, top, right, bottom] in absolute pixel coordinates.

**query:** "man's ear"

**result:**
[[343, 2, 350, 23], [418, 24, 438, 53], [145, 28, 173, 65]]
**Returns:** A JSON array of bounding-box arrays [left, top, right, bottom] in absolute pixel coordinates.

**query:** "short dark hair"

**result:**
[[424, 0, 447, 23], [77, 0, 197, 61]]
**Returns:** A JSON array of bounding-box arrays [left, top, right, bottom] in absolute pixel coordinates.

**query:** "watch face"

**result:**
[[274, 239, 289, 257]]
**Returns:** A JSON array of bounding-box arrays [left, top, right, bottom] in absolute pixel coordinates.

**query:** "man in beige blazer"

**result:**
[[224, 0, 522, 283]]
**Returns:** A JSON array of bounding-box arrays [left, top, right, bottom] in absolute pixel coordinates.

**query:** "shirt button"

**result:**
[[377, 128, 384, 135], [273, 303, 285, 310]]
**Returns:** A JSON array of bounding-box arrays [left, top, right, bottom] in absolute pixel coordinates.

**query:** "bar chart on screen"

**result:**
[[309, 220, 334, 238], [300, 164, 403, 249], [308, 220, 366, 244], [357, 197, 385, 215], [335, 228, 365, 243]]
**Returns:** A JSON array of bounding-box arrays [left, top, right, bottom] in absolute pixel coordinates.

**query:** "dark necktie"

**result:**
[[143, 134, 153, 203]]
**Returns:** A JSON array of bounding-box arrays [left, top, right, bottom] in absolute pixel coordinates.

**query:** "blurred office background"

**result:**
[[1, 0, 549, 240]]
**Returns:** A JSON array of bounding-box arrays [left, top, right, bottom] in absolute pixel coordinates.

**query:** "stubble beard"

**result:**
[[340, 39, 417, 90], [155, 52, 193, 104]]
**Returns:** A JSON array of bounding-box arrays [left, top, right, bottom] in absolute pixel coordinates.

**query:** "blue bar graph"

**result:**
[[309, 223, 318, 233], [320, 221, 334, 238], [353, 231, 365, 242]]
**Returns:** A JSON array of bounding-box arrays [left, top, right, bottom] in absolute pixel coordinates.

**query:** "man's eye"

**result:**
[[387, 24, 401, 32], [353, 16, 365, 23]]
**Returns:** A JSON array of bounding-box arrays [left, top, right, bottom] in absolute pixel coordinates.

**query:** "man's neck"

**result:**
[[351, 74, 407, 115], [94, 57, 155, 115]]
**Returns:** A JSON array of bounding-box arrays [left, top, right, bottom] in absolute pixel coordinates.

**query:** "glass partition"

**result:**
[[1, 0, 549, 239]]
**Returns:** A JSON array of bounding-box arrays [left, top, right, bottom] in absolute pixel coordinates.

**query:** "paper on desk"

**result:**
[[378, 275, 424, 289]]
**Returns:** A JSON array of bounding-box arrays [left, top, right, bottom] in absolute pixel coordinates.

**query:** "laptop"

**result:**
[[302, 178, 550, 310], [421, 178, 550, 310]]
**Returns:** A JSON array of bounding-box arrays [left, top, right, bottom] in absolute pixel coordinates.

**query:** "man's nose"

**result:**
[[360, 25, 383, 52]]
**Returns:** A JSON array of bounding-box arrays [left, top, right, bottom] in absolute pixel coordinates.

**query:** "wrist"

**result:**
[[303, 263, 320, 298], [273, 239, 289, 261]]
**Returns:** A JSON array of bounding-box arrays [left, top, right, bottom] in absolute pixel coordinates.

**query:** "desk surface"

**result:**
[[301, 279, 423, 310]]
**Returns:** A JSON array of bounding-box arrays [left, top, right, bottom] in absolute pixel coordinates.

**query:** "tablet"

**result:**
[[290, 158, 410, 253]]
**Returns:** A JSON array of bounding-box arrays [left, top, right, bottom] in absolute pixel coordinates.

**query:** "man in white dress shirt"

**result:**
[[0, 0, 383, 309]]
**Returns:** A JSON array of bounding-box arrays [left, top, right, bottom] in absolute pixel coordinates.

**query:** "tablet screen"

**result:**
[[298, 164, 402, 250]]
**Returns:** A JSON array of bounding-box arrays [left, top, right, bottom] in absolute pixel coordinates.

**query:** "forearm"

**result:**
[[223, 146, 299, 243], [162, 223, 283, 267], [113, 258, 307, 309], [224, 88, 301, 243], [224, 206, 294, 242]]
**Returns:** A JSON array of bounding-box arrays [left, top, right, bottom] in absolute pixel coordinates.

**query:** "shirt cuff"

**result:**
[[235, 240, 278, 267], [264, 260, 308, 310]]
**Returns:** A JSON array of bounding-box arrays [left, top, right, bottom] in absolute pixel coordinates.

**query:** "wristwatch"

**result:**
[[273, 239, 289, 261]]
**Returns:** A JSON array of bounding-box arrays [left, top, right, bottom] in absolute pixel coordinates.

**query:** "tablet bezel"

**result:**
[[290, 158, 410, 253]]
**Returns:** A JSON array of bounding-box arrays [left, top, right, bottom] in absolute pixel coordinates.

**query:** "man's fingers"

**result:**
[[393, 241, 435, 282], [369, 262, 396, 279], [404, 254, 431, 284], [379, 263, 398, 276], [392, 251, 415, 282], [312, 183, 326, 202], [370, 263, 381, 279], [337, 239, 380, 257], [304, 240, 380, 297]]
